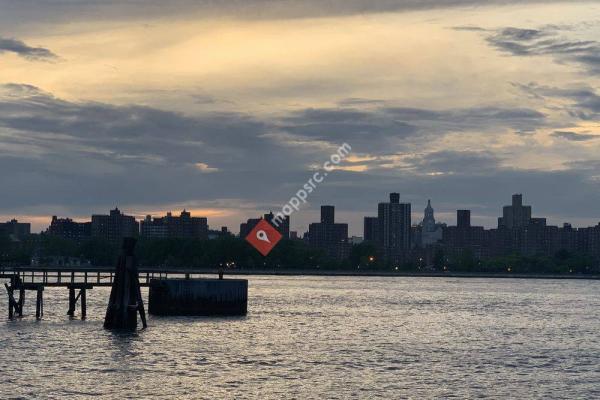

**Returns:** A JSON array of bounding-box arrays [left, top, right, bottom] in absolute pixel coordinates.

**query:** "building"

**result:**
[[264, 211, 290, 239], [349, 236, 363, 245], [47, 216, 91, 242], [419, 200, 443, 247], [436, 194, 600, 263], [239, 212, 290, 239], [91, 207, 139, 243], [320, 205, 335, 224], [376, 193, 411, 263], [0, 219, 31, 240], [363, 217, 379, 243], [308, 206, 350, 260], [31, 255, 92, 267], [208, 226, 233, 240], [457, 210, 471, 229], [498, 194, 532, 229], [140, 215, 169, 238], [443, 210, 487, 258], [579, 223, 600, 261], [140, 210, 208, 239], [240, 218, 261, 239]]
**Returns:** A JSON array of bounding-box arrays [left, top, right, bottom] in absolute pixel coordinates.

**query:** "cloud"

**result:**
[[551, 131, 599, 142], [279, 108, 418, 153], [279, 105, 546, 153], [485, 26, 600, 75], [402, 151, 501, 175], [515, 82, 600, 119], [451, 26, 489, 32], [1, 83, 598, 231], [0, 37, 57, 61], [194, 162, 219, 173], [0, 0, 589, 29]]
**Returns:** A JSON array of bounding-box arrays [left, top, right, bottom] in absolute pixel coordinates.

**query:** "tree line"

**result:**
[[0, 234, 598, 274]]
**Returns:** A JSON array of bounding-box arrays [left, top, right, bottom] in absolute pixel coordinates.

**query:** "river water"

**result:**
[[0, 276, 599, 399]]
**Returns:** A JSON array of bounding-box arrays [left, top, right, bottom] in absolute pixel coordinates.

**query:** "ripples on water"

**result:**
[[1, 276, 599, 399]]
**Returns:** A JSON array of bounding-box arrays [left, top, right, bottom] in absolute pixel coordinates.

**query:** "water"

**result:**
[[1, 276, 599, 399]]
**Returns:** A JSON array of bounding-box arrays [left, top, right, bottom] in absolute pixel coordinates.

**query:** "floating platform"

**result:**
[[148, 278, 248, 316]]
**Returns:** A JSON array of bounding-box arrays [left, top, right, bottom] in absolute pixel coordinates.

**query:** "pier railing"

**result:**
[[0, 266, 219, 320], [0, 266, 216, 287]]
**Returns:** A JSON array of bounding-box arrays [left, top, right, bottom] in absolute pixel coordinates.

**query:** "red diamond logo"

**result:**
[[245, 219, 282, 256]]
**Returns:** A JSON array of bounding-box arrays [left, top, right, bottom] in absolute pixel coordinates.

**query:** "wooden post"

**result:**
[[81, 289, 87, 320], [36, 288, 43, 320], [18, 288, 25, 317], [104, 238, 147, 330], [67, 286, 76, 316], [5, 283, 14, 319]]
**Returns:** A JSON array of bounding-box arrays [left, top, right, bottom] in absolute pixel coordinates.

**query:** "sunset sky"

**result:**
[[1, 0, 599, 234]]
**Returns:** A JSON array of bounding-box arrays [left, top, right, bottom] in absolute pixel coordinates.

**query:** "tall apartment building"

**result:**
[[47, 216, 91, 242], [363, 217, 379, 243], [264, 211, 290, 239], [140, 210, 208, 239], [91, 208, 139, 243], [0, 219, 31, 240], [308, 206, 350, 261], [498, 194, 532, 229], [377, 193, 411, 263]]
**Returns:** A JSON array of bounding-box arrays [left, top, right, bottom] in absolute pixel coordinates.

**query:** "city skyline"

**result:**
[[4, 192, 599, 237], [1, 1, 600, 236], [5, 192, 599, 268], [2, 3, 599, 398]]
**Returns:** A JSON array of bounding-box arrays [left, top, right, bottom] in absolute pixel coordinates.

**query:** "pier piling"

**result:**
[[104, 238, 147, 330], [35, 287, 44, 320], [67, 286, 76, 316]]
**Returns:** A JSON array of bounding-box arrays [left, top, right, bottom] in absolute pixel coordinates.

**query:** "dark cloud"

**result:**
[[0, 37, 57, 61], [403, 151, 501, 174], [0, 83, 327, 214], [551, 131, 599, 142], [0, 0, 590, 30], [1, 83, 597, 231], [337, 98, 386, 106], [451, 26, 489, 32], [485, 26, 600, 74], [515, 83, 600, 119], [280, 108, 418, 153], [281, 105, 546, 153]]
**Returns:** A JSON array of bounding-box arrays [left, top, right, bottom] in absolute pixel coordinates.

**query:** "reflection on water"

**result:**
[[1, 276, 599, 399]]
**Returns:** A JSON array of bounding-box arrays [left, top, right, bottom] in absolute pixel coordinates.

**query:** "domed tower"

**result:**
[[421, 199, 443, 247], [422, 199, 436, 231]]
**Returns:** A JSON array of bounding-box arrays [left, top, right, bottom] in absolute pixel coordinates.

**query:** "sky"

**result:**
[[1, 0, 600, 235]]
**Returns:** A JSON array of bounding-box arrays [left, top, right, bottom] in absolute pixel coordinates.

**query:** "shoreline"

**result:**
[[3, 266, 599, 280], [218, 270, 600, 280]]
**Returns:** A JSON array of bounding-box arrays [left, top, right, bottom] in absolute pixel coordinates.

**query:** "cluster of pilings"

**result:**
[[4, 277, 46, 320], [3, 237, 248, 327], [3, 276, 91, 320]]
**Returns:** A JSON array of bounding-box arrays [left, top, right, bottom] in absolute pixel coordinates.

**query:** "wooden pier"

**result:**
[[0, 266, 213, 320]]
